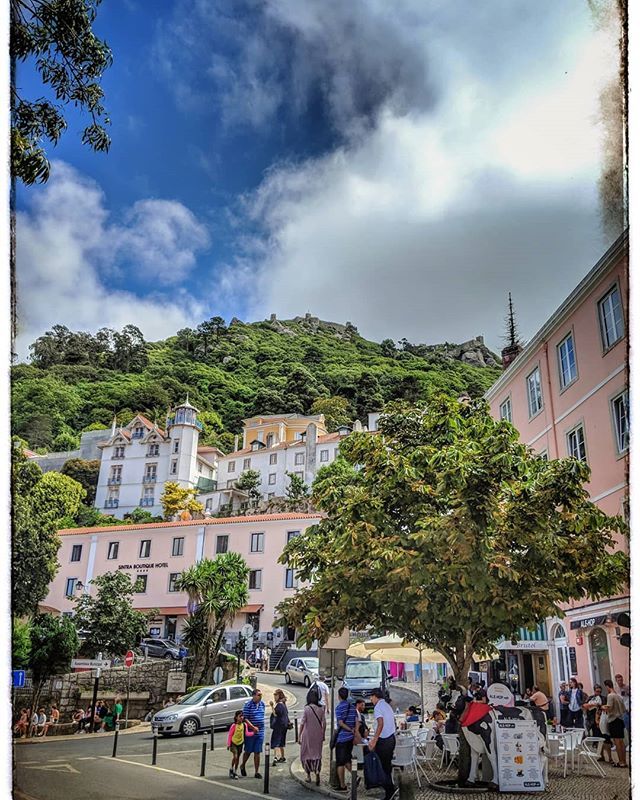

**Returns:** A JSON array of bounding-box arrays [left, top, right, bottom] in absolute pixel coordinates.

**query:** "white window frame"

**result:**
[[285, 568, 298, 589], [295, 471, 304, 480], [243, 458, 251, 470], [557, 331, 578, 390], [172, 537, 184, 557], [65, 577, 78, 597], [249, 569, 262, 590], [107, 541, 119, 560], [228, 460, 236, 473], [269, 453, 277, 465], [139, 539, 151, 559], [268, 473, 276, 485], [566, 423, 587, 462], [134, 574, 148, 593], [170, 459, 178, 475], [173, 439, 180, 453], [266, 433, 274, 447], [499, 396, 512, 423], [168, 573, 180, 593], [320, 449, 329, 462], [250, 532, 265, 553], [287, 530, 300, 543], [598, 283, 624, 352], [216, 535, 229, 554], [226, 479, 235, 488], [526, 366, 543, 418], [294, 452, 305, 465], [610, 389, 629, 455]]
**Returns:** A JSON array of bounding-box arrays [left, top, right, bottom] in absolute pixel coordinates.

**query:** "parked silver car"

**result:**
[[284, 656, 319, 687], [152, 684, 253, 736]]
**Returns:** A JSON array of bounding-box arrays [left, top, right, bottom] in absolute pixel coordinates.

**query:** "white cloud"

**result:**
[[14, 162, 206, 359]]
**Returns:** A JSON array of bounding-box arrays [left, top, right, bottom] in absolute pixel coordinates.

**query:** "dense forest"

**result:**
[[12, 316, 502, 454]]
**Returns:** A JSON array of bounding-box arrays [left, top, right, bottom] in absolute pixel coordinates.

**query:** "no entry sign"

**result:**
[[124, 650, 135, 668]]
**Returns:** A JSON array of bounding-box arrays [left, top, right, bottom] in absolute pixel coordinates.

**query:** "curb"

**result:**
[[290, 756, 345, 799], [14, 721, 145, 745]]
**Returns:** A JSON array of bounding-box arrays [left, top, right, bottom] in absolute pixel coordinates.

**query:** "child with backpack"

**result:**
[[227, 710, 251, 779]]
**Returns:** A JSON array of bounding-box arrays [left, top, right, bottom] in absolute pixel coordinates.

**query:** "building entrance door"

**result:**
[[165, 615, 177, 641], [589, 627, 612, 686]]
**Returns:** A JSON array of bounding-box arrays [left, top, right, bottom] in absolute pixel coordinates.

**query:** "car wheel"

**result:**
[[285, 672, 291, 684], [164, 653, 173, 659], [304, 676, 311, 688], [180, 718, 199, 737]]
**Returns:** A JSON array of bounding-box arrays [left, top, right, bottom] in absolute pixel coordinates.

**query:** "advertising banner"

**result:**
[[495, 718, 544, 792]]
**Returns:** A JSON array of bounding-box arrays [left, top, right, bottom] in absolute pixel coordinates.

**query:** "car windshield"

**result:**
[[301, 659, 319, 670], [345, 662, 380, 679], [177, 688, 211, 705]]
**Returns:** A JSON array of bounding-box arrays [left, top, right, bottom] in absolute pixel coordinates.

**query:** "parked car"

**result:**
[[152, 684, 253, 736], [342, 659, 390, 708], [141, 638, 181, 659], [285, 656, 319, 687]]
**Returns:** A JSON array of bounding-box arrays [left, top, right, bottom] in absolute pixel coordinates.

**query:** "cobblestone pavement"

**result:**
[[290, 743, 631, 800]]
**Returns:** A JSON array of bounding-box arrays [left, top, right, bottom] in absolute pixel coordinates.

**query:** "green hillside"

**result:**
[[11, 316, 502, 453]]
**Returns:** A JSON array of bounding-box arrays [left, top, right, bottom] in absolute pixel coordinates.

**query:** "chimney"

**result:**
[[367, 412, 381, 432], [353, 420, 363, 432]]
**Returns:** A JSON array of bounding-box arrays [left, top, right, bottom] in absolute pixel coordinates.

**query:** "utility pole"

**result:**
[[89, 652, 102, 734]]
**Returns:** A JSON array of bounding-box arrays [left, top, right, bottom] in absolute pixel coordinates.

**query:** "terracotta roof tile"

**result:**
[[59, 512, 322, 536]]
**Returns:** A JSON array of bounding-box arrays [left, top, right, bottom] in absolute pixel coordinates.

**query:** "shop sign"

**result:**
[[118, 562, 169, 570], [497, 640, 549, 651], [495, 718, 544, 792], [569, 615, 608, 630]]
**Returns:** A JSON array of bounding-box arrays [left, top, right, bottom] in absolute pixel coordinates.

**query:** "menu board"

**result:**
[[495, 718, 544, 792]]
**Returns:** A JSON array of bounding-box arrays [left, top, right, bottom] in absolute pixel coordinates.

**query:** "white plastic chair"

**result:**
[[546, 735, 568, 779], [564, 728, 585, 772], [392, 738, 427, 788], [440, 734, 459, 774], [577, 737, 606, 777]]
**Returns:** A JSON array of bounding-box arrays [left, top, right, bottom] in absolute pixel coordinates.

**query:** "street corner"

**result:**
[[257, 680, 298, 709], [290, 756, 344, 800]]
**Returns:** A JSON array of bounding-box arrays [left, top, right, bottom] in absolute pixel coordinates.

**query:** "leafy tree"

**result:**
[[13, 447, 86, 617], [29, 613, 79, 708], [310, 396, 352, 432], [73, 572, 150, 657], [12, 617, 32, 669], [160, 481, 204, 521], [277, 398, 628, 684], [52, 430, 80, 451], [285, 471, 310, 511], [380, 338, 397, 358], [123, 507, 163, 525], [235, 469, 262, 507], [60, 458, 100, 505], [11, 0, 112, 185], [176, 554, 249, 684]]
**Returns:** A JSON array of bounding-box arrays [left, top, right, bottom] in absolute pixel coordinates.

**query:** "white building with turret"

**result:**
[[94, 400, 221, 518]]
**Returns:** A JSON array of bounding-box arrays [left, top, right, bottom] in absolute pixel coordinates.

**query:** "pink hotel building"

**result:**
[[43, 512, 322, 644], [485, 232, 629, 694]]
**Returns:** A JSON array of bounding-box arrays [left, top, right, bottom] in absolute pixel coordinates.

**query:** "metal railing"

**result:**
[[142, 475, 157, 484]]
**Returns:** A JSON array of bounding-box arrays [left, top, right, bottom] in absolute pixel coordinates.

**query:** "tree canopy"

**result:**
[[160, 481, 204, 521], [60, 457, 100, 504], [277, 399, 628, 682], [11, 0, 112, 185], [29, 613, 79, 706]]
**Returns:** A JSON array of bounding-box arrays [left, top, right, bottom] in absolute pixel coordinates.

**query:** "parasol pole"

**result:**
[[419, 647, 425, 724]]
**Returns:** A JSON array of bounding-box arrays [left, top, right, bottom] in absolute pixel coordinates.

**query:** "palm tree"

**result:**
[[176, 554, 249, 684]]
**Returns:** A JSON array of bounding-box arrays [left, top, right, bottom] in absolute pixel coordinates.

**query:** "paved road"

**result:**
[[14, 674, 419, 800]]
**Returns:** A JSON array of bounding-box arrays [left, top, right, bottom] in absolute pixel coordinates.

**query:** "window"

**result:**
[[295, 432, 303, 441], [287, 530, 300, 543], [139, 540, 151, 558], [268, 473, 276, 485], [168, 573, 180, 592], [141, 487, 154, 507], [285, 568, 297, 589], [526, 367, 543, 417], [70, 544, 82, 562], [250, 532, 264, 553], [566, 424, 587, 462], [267, 493, 275, 499], [320, 449, 329, 462], [266, 433, 274, 447], [248, 569, 262, 590], [243, 458, 251, 470], [109, 466, 122, 484], [105, 491, 119, 509], [598, 284, 624, 350], [226, 479, 235, 489], [611, 390, 629, 454], [197, 463, 203, 473], [499, 397, 512, 423], [143, 464, 157, 483], [170, 459, 178, 475], [172, 537, 184, 557], [134, 574, 147, 593], [295, 471, 304, 480], [107, 541, 119, 560], [205, 498, 213, 511], [132, 426, 144, 439], [230, 686, 250, 700], [557, 333, 578, 389], [147, 443, 160, 457], [294, 452, 305, 465], [65, 578, 78, 597], [113, 445, 125, 459], [538, 450, 549, 461], [216, 535, 228, 554], [228, 460, 236, 473], [173, 439, 180, 454]]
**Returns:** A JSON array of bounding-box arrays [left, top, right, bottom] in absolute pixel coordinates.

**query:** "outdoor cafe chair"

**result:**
[[577, 737, 606, 778], [392, 737, 428, 788], [546, 733, 569, 779], [564, 728, 586, 772], [440, 734, 459, 774]]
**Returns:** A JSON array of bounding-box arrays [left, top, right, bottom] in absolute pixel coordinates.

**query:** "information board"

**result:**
[[495, 718, 544, 792]]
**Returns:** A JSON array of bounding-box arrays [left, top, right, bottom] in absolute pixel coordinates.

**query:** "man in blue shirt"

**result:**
[[334, 687, 358, 792], [241, 689, 265, 778]]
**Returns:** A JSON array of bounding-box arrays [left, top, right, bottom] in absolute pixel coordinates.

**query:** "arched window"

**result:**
[[552, 623, 570, 684]]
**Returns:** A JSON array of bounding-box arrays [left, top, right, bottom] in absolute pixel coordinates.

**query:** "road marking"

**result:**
[[76, 756, 96, 760], [24, 764, 80, 774], [101, 757, 285, 798], [122, 748, 201, 757]]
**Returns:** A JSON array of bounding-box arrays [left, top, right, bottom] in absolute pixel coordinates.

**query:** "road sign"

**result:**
[[213, 666, 224, 685], [124, 650, 135, 668], [319, 647, 346, 679], [241, 623, 254, 639], [71, 658, 111, 670], [12, 670, 25, 688]]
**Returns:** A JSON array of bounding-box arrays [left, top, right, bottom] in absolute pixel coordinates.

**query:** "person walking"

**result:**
[[227, 710, 250, 779], [241, 688, 265, 779], [603, 679, 628, 768], [567, 678, 586, 728], [334, 686, 358, 792], [299, 687, 326, 786], [254, 645, 263, 671], [269, 689, 289, 765], [369, 687, 397, 800]]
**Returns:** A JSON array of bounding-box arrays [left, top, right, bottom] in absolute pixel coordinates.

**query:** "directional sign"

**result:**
[[124, 650, 135, 668], [12, 670, 26, 688], [71, 658, 111, 670], [241, 623, 254, 639]]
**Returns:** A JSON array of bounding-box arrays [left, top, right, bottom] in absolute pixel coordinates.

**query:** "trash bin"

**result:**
[[249, 675, 258, 690]]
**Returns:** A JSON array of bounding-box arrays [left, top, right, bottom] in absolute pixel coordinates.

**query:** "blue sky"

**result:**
[[14, 0, 624, 359]]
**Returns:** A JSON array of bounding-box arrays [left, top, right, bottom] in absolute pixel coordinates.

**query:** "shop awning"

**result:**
[[239, 604, 264, 614]]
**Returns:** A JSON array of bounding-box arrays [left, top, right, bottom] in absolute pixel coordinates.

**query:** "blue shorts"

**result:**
[[244, 733, 264, 754]]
